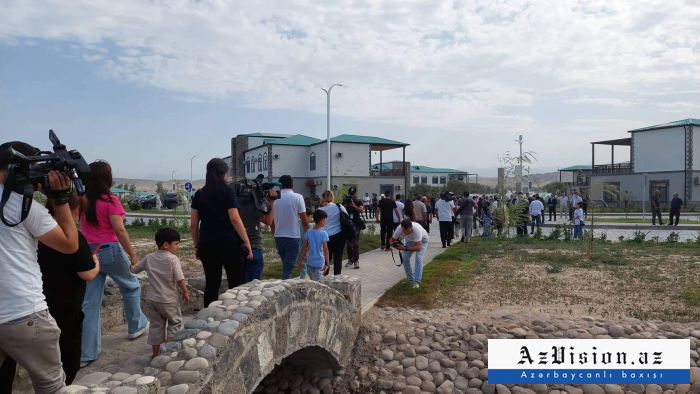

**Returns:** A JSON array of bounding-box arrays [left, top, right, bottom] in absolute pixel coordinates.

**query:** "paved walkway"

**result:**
[[13, 221, 450, 393]]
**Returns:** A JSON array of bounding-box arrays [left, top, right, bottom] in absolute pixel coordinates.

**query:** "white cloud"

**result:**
[[566, 96, 635, 107], [1, 0, 700, 168]]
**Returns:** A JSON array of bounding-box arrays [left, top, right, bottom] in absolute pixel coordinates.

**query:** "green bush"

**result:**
[[666, 232, 680, 243], [128, 202, 142, 211], [630, 228, 649, 244]]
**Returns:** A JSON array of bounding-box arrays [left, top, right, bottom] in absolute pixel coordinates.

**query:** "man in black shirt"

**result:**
[[669, 192, 683, 226], [376, 190, 400, 251], [651, 189, 663, 225], [370, 193, 378, 219], [344, 187, 365, 269]]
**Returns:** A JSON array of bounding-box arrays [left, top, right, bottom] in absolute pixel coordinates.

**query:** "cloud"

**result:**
[[566, 96, 635, 107], [1, 0, 700, 136]]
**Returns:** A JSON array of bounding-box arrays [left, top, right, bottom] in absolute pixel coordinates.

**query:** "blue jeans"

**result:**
[[275, 237, 301, 280], [309, 266, 323, 282], [82, 242, 148, 362], [574, 224, 583, 239], [402, 237, 429, 283], [243, 249, 265, 283]]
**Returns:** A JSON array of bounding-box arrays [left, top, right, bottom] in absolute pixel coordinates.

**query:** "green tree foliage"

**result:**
[[544, 181, 567, 195], [123, 183, 129, 191], [117, 184, 124, 189], [130, 185, 136, 193], [156, 182, 166, 194], [408, 184, 442, 199]]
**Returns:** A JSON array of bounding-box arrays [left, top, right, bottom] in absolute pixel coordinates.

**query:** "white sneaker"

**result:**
[[79, 361, 91, 368], [354, 261, 360, 269], [412, 282, 420, 289], [127, 322, 149, 340], [344, 261, 353, 268]]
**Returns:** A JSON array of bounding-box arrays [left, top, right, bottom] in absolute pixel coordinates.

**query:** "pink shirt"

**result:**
[[80, 194, 125, 245]]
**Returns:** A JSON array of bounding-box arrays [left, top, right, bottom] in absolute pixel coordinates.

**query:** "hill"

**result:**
[[113, 178, 205, 192]]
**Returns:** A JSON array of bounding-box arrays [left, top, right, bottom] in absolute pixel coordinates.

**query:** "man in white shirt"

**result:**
[[435, 192, 456, 247], [0, 141, 80, 394], [393, 194, 404, 230], [362, 193, 371, 220], [389, 219, 429, 289], [272, 175, 310, 279], [558, 194, 569, 220], [529, 194, 545, 234]]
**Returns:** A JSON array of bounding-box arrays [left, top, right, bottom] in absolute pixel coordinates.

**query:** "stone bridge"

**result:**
[[59, 276, 361, 394]]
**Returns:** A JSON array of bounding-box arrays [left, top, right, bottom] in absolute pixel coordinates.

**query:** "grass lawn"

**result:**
[[125, 208, 189, 216], [377, 236, 700, 322], [595, 217, 698, 224]]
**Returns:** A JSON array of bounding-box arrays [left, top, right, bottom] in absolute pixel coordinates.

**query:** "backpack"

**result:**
[[336, 204, 357, 240]]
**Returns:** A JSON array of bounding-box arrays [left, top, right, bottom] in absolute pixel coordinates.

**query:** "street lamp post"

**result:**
[[515, 135, 523, 192], [190, 156, 197, 185], [189, 156, 197, 213], [322, 84, 343, 191], [172, 170, 178, 192]]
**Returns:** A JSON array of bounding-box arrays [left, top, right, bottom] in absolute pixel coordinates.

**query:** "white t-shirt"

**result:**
[[559, 196, 568, 207], [319, 203, 348, 236], [0, 185, 57, 323], [273, 189, 306, 238], [571, 196, 582, 208], [574, 208, 584, 225], [393, 221, 428, 243], [394, 201, 404, 223], [362, 196, 370, 206], [529, 200, 544, 216], [435, 199, 455, 222]]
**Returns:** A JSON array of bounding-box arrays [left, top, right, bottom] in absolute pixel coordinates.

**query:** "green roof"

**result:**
[[410, 165, 466, 173], [239, 133, 264, 137], [265, 134, 322, 146], [559, 165, 592, 171], [327, 134, 409, 146], [110, 187, 130, 193], [370, 163, 467, 173], [628, 119, 700, 133]]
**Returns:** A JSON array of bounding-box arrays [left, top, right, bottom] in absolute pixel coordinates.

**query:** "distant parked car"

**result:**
[[140, 193, 180, 210]]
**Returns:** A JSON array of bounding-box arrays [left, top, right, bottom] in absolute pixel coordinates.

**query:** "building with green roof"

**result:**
[[230, 132, 412, 198]]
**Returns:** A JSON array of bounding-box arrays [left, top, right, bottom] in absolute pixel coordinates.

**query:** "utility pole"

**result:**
[[515, 135, 524, 192], [322, 84, 343, 190]]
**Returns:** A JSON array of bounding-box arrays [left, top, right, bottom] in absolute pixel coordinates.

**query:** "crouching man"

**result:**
[[389, 219, 429, 290]]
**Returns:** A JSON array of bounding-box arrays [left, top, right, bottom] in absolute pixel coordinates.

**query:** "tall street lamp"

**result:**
[[190, 156, 197, 185], [172, 170, 178, 192], [322, 84, 342, 190]]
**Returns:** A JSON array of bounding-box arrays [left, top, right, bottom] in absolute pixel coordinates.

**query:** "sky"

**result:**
[[2, 0, 700, 179]]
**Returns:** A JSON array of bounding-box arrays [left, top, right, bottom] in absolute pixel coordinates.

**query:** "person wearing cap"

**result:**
[[237, 183, 278, 283]]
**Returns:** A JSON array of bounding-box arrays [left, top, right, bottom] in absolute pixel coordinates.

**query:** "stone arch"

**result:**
[[60, 278, 360, 394]]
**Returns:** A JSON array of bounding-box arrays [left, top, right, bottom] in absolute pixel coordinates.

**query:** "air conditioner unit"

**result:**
[[336, 152, 343, 158], [315, 180, 322, 185], [273, 154, 280, 159], [695, 177, 700, 186], [333, 185, 338, 190]]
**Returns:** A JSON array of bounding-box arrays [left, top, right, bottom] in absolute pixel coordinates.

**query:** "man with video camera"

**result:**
[[233, 178, 278, 283], [0, 141, 81, 394]]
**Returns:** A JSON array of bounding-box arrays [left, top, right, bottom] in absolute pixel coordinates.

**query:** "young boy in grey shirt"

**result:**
[[131, 228, 189, 358]]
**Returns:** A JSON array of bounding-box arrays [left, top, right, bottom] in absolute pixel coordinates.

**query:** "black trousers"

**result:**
[[569, 206, 574, 221], [0, 307, 84, 389], [199, 240, 243, 308], [669, 210, 680, 226], [380, 220, 393, 248], [370, 205, 377, 218], [327, 232, 346, 275], [652, 208, 663, 225], [439, 220, 453, 246], [549, 206, 556, 221]]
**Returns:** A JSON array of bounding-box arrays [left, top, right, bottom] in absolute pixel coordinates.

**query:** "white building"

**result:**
[[588, 118, 700, 207], [371, 162, 471, 187], [231, 133, 410, 197]]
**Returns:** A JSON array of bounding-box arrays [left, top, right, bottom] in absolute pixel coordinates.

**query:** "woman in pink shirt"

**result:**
[[79, 161, 149, 367]]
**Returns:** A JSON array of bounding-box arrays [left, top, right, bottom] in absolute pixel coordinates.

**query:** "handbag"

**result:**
[[336, 203, 357, 240]]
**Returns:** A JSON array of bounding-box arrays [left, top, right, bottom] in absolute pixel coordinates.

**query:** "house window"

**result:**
[[246, 158, 250, 173], [440, 176, 446, 184], [258, 154, 262, 172], [432, 176, 438, 184], [458, 176, 463, 181], [413, 176, 419, 184], [263, 152, 268, 170], [649, 180, 669, 206], [310, 152, 316, 171], [449, 175, 455, 180], [421, 176, 427, 184]]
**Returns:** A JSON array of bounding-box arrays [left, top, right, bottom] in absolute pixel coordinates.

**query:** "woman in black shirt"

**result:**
[[191, 158, 253, 307]]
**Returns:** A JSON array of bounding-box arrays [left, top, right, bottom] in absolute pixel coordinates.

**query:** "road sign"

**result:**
[[185, 182, 193, 191]]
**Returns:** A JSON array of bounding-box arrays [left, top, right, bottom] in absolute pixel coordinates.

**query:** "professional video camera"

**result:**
[[232, 174, 280, 214], [0, 130, 91, 227]]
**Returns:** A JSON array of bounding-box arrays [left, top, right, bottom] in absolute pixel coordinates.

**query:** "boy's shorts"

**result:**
[[147, 301, 182, 346], [309, 266, 323, 282]]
